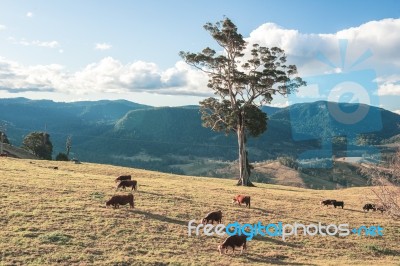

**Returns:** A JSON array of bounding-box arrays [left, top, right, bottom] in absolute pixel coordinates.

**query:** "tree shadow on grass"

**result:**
[[138, 190, 165, 197], [252, 235, 303, 248], [139, 190, 193, 203], [342, 208, 365, 213], [249, 207, 270, 214], [265, 186, 309, 193], [243, 254, 314, 265], [130, 209, 187, 226]]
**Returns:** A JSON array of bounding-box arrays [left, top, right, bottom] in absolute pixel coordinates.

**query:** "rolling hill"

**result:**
[[1, 98, 400, 182], [215, 159, 370, 189], [0, 157, 399, 265]]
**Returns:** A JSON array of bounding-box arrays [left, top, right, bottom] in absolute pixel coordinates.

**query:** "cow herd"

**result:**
[[105, 175, 138, 208], [104, 176, 388, 256], [362, 203, 388, 213], [320, 199, 388, 213]]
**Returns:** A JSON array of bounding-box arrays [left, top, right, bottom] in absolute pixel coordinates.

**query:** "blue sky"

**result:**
[[0, 0, 399, 112]]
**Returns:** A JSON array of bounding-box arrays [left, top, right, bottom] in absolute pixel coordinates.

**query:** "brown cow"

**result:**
[[201, 210, 222, 224], [116, 180, 137, 191], [232, 195, 251, 208], [376, 205, 387, 213], [106, 194, 134, 209], [115, 175, 131, 183], [218, 235, 247, 255]]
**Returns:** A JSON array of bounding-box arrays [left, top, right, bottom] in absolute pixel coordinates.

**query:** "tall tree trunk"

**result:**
[[236, 125, 253, 186]]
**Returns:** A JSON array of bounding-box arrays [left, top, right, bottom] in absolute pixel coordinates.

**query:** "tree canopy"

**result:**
[[22, 132, 53, 160]]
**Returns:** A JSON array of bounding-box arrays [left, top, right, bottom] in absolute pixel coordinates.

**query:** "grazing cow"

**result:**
[[115, 175, 132, 183], [106, 194, 134, 209], [363, 203, 376, 212], [320, 199, 336, 207], [232, 195, 251, 208], [376, 205, 387, 213], [116, 180, 138, 191], [333, 201, 344, 209], [202, 210, 222, 224], [218, 235, 247, 255]]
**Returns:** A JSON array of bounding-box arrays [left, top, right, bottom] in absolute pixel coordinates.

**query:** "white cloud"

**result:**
[[0, 25, 6, 31], [26, 12, 33, 18], [378, 82, 400, 96], [31, 40, 59, 48], [268, 101, 289, 108], [393, 110, 400, 115], [376, 74, 400, 96], [294, 84, 323, 99], [10, 38, 60, 49], [95, 43, 112, 50], [0, 57, 210, 97], [246, 18, 400, 77], [0, 57, 64, 93]]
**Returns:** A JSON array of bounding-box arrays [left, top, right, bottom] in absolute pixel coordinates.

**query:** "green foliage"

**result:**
[[180, 18, 305, 137], [356, 133, 379, 145], [38, 232, 72, 245], [22, 132, 53, 160], [55, 152, 69, 161], [278, 156, 299, 170], [90, 191, 105, 201]]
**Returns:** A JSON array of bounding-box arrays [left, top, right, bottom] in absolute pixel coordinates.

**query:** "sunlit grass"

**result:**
[[0, 157, 399, 265]]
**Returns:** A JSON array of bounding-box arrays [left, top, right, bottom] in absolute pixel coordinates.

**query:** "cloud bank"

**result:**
[[0, 57, 209, 96], [1, 18, 400, 99]]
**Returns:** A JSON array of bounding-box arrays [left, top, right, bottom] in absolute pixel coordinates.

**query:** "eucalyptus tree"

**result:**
[[180, 18, 305, 186], [22, 132, 53, 160]]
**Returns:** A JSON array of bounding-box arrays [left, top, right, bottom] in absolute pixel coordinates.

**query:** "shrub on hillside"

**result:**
[[55, 152, 69, 161]]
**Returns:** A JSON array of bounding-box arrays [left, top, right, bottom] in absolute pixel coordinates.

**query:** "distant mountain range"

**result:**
[[1, 97, 399, 175]]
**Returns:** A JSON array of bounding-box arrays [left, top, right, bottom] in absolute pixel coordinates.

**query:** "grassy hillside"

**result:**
[[0, 158, 399, 265], [215, 160, 369, 189], [1, 143, 38, 159]]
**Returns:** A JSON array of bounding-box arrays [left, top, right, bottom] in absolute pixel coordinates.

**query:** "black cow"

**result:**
[[218, 235, 247, 255], [363, 203, 376, 212], [333, 201, 344, 209], [201, 210, 222, 224]]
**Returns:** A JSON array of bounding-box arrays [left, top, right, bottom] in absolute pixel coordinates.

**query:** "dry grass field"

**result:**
[[0, 157, 399, 265]]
